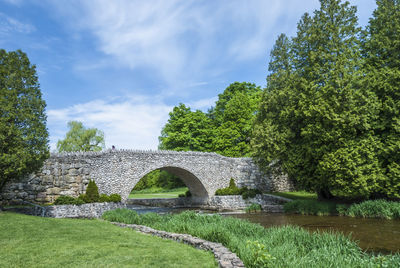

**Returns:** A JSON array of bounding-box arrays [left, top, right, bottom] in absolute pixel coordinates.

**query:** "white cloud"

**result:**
[[47, 0, 321, 84], [0, 13, 35, 34], [47, 95, 173, 151]]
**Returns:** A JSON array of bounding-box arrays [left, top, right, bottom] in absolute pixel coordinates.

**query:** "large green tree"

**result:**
[[0, 49, 49, 191], [252, 0, 381, 199], [159, 104, 214, 152], [211, 82, 261, 157], [159, 83, 261, 157], [57, 121, 105, 152], [362, 0, 400, 198]]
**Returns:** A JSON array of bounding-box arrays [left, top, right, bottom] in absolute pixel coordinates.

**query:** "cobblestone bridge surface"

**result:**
[[1, 149, 293, 205]]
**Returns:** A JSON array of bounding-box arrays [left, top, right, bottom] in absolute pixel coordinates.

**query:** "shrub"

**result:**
[[99, 194, 110, 202], [54, 195, 85, 205], [108, 193, 122, 202], [215, 178, 242, 195], [215, 178, 261, 199], [346, 200, 400, 219], [229, 178, 236, 188], [85, 180, 100, 203], [54, 196, 76, 205]]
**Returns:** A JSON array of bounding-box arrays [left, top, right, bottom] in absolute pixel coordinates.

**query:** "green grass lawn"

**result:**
[[268, 191, 317, 200], [0, 212, 217, 268], [129, 187, 188, 199]]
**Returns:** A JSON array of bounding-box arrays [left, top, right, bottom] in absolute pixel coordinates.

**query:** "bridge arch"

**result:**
[[127, 165, 209, 202]]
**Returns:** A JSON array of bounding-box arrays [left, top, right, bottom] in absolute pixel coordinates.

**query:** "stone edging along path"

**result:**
[[111, 222, 245, 268]]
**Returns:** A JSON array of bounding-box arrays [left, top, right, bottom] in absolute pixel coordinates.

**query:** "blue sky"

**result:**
[[0, 0, 377, 150]]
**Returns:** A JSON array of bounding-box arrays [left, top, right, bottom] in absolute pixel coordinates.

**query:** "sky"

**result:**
[[0, 0, 378, 151]]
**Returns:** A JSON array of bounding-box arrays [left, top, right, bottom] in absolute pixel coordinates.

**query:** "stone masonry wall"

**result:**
[[0, 149, 294, 205]]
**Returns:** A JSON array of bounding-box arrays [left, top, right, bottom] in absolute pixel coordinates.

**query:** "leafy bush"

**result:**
[[99, 194, 110, 202], [54, 195, 84, 205], [54, 185, 121, 205], [85, 179, 100, 203], [108, 193, 122, 202], [102, 209, 400, 268], [54, 196, 76, 205], [346, 200, 400, 219], [215, 178, 261, 199]]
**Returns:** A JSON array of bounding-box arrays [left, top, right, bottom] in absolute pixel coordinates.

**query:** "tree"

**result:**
[[0, 49, 49, 191], [57, 121, 105, 152], [252, 0, 381, 199], [362, 0, 400, 198], [211, 82, 261, 157], [159, 104, 214, 152], [159, 83, 261, 157]]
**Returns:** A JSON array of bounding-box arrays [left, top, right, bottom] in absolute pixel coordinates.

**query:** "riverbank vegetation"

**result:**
[[0, 212, 217, 268], [103, 209, 400, 268], [282, 197, 400, 220]]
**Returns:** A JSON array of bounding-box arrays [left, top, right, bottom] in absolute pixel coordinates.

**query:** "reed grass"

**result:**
[[103, 209, 400, 268], [346, 199, 400, 219]]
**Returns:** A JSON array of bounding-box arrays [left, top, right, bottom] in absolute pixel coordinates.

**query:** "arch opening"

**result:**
[[128, 166, 209, 202]]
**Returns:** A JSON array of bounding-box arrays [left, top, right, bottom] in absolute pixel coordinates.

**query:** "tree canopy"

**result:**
[[159, 82, 261, 157], [57, 121, 105, 152], [0, 49, 49, 191]]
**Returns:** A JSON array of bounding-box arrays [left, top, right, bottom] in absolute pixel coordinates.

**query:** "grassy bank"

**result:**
[[129, 187, 188, 199], [102, 209, 400, 268], [0, 212, 216, 268]]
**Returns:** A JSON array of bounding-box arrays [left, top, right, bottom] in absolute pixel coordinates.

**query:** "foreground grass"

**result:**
[[0, 212, 216, 268], [103, 209, 400, 268], [129, 187, 188, 199]]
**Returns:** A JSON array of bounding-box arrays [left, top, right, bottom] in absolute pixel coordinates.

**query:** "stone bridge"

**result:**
[[0, 150, 293, 205]]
